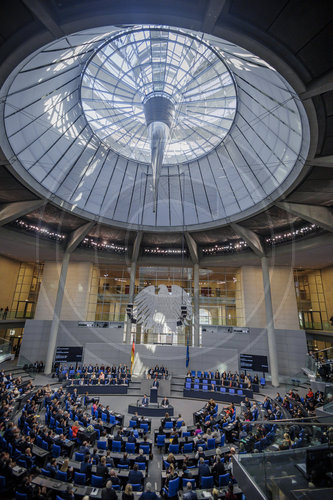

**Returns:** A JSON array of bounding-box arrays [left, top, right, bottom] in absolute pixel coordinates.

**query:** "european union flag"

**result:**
[[186, 336, 189, 368]]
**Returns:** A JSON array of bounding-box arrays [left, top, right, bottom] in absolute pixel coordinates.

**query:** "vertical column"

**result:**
[[44, 252, 70, 374], [261, 256, 279, 387], [125, 261, 136, 344], [193, 263, 200, 347]]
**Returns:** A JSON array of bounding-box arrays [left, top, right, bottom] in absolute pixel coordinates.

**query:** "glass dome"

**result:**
[[0, 25, 310, 231], [81, 26, 237, 165]]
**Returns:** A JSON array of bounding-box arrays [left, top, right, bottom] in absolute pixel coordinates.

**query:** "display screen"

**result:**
[[55, 346, 83, 363], [240, 353, 268, 372]]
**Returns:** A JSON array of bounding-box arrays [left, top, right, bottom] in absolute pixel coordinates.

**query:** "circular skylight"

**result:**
[[0, 25, 310, 231], [81, 26, 237, 165]]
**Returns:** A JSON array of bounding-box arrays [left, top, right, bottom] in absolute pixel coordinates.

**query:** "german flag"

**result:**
[[131, 340, 135, 374]]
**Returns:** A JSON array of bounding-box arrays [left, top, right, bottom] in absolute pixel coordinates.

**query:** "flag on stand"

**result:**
[[131, 340, 135, 374], [186, 335, 190, 368]]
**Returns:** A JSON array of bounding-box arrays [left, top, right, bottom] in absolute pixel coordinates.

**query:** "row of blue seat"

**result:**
[[185, 383, 245, 395]]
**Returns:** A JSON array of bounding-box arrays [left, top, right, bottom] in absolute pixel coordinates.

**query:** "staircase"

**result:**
[[3, 366, 33, 384], [127, 376, 142, 396], [170, 375, 184, 397]]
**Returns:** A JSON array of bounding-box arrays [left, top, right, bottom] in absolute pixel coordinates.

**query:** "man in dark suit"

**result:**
[[96, 456, 109, 483], [212, 456, 225, 484], [142, 395, 149, 407], [128, 463, 143, 485], [128, 431, 137, 444], [135, 449, 147, 464], [152, 377, 159, 388], [198, 457, 210, 478], [101, 480, 118, 500]]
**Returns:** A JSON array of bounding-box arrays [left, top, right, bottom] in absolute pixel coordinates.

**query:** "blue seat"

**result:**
[[41, 440, 49, 451], [130, 484, 142, 492], [118, 464, 129, 470], [165, 477, 180, 497], [183, 442, 193, 453], [220, 387, 226, 392], [182, 478, 196, 490], [52, 444, 61, 457], [140, 423, 149, 433], [185, 383, 191, 389], [201, 476, 214, 489], [15, 493, 28, 500], [129, 420, 137, 428], [156, 435, 166, 450], [112, 440, 122, 452], [75, 452, 85, 462], [164, 421, 173, 429], [41, 468, 51, 477], [56, 496, 65, 500], [220, 434, 225, 446], [135, 462, 146, 470], [101, 413, 108, 422], [183, 432, 191, 437], [191, 371, 195, 377], [194, 384, 199, 390], [109, 415, 117, 425], [56, 470, 68, 482], [125, 442, 136, 453], [260, 377, 266, 387], [169, 443, 179, 454], [237, 389, 243, 395], [55, 427, 63, 435], [204, 372, 209, 378], [91, 475, 104, 487], [194, 378, 199, 384], [202, 385, 208, 391], [229, 388, 235, 394], [49, 417, 55, 429], [207, 438, 215, 450], [0, 475, 6, 491], [36, 436, 43, 448], [186, 378, 191, 383], [140, 444, 150, 455], [74, 472, 86, 485], [197, 371, 202, 378], [97, 440, 107, 450], [112, 485, 120, 490], [218, 473, 230, 487]]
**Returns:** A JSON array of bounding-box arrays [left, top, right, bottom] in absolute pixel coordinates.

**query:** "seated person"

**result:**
[[110, 469, 121, 487], [128, 463, 143, 485], [45, 457, 58, 477], [183, 482, 197, 500], [135, 449, 147, 463], [142, 394, 149, 407], [119, 452, 130, 467]]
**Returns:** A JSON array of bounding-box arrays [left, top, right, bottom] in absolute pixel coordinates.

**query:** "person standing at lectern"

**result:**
[[152, 377, 159, 388], [142, 394, 149, 406]]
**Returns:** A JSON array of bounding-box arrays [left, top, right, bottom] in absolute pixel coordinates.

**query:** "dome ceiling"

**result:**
[[0, 25, 310, 231]]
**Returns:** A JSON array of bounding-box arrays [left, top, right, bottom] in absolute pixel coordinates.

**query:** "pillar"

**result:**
[[44, 252, 70, 374], [125, 261, 136, 343], [193, 263, 200, 346], [261, 256, 279, 387]]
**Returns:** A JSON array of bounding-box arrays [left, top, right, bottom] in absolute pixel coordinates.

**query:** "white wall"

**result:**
[[241, 265, 300, 330], [35, 261, 92, 321]]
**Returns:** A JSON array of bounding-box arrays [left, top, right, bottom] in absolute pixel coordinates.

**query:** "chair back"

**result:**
[[200, 476, 214, 489], [169, 443, 179, 454], [74, 472, 86, 485], [168, 477, 180, 497], [91, 475, 104, 487], [218, 473, 230, 487], [56, 470, 68, 482], [125, 442, 136, 453]]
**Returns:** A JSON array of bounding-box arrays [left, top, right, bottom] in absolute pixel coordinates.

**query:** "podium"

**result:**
[[150, 386, 158, 403]]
